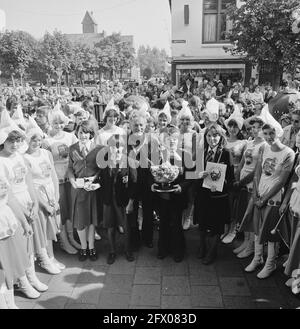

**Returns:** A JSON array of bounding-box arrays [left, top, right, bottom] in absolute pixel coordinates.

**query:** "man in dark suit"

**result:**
[[127, 114, 160, 250]]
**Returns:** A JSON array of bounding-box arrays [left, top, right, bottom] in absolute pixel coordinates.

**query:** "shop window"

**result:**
[[203, 0, 235, 43]]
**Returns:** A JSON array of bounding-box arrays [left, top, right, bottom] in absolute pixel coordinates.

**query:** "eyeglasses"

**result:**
[[292, 120, 299, 123]]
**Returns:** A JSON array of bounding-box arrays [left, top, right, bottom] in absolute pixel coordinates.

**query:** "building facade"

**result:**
[[169, 0, 251, 86], [0, 8, 6, 32], [64, 11, 139, 81]]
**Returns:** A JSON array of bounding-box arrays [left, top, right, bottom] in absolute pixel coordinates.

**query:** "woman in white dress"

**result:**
[[244, 123, 295, 279], [0, 167, 33, 308], [44, 110, 80, 254], [223, 115, 247, 244], [24, 128, 65, 274], [0, 130, 48, 299], [234, 117, 266, 258]]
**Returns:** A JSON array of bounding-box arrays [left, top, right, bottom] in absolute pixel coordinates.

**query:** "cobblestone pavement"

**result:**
[[14, 228, 300, 309]]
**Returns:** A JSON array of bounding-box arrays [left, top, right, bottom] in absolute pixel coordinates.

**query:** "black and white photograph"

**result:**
[[0, 0, 300, 312]]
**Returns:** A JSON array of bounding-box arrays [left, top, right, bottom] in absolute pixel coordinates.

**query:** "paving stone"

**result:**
[[33, 270, 55, 285], [162, 276, 191, 296], [98, 293, 130, 309], [189, 265, 218, 285], [65, 303, 97, 309], [34, 292, 70, 310], [16, 300, 36, 309], [215, 261, 245, 277], [107, 258, 136, 275], [69, 283, 105, 304], [134, 267, 161, 285], [250, 287, 289, 309], [223, 296, 257, 309], [129, 305, 159, 309], [77, 266, 108, 284], [136, 252, 162, 267], [162, 262, 189, 276], [244, 272, 277, 288], [103, 274, 134, 295], [130, 285, 161, 307], [219, 277, 251, 296], [161, 295, 192, 309], [190, 286, 223, 308], [34, 298, 69, 309]]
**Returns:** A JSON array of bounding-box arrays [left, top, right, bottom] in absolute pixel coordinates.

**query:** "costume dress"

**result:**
[[45, 132, 77, 225], [24, 149, 60, 241], [0, 169, 29, 287]]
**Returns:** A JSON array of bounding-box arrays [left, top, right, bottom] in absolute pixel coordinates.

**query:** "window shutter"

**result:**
[[184, 5, 189, 25]]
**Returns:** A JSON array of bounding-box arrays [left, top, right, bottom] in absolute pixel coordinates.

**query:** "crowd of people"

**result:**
[[0, 76, 300, 309]]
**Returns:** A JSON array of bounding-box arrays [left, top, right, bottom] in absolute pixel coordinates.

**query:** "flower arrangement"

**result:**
[[150, 162, 180, 189]]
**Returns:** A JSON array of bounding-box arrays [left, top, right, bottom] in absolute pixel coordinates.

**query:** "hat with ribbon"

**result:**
[[103, 98, 119, 117], [0, 108, 23, 145], [224, 105, 244, 130], [205, 98, 219, 122], [258, 104, 283, 138], [158, 101, 171, 123], [48, 100, 70, 126], [178, 100, 193, 120]]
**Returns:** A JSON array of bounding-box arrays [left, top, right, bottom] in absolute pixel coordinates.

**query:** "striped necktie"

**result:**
[[205, 149, 214, 164]]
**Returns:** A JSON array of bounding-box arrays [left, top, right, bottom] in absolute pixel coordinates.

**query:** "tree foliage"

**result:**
[[0, 29, 136, 83], [0, 30, 38, 79], [38, 30, 73, 74], [137, 45, 168, 77], [225, 0, 300, 75]]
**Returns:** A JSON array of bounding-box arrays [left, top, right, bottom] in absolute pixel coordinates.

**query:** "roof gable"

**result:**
[[81, 11, 98, 26]]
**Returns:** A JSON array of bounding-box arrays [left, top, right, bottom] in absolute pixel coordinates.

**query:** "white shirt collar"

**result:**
[[79, 140, 92, 152]]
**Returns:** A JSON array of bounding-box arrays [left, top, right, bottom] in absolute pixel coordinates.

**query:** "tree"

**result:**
[[38, 31, 74, 81], [137, 45, 168, 77], [0, 30, 38, 86], [95, 33, 135, 80], [225, 0, 300, 88]]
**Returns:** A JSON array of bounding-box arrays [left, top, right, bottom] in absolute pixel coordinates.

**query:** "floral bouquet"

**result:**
[[150, 162, 180, 191]]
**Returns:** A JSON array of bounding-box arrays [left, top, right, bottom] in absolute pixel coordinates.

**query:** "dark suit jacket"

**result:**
[[99, 156, 137, 207]]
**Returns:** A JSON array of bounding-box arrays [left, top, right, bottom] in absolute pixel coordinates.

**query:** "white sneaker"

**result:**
[[292, 278, 300, 295], [40, 259, 61, 275], [245, 258, 264, 272], [182, 217, 191, 231], [50, 257, 66, 271], [17, 276, 41, 299], [233, 240, 247, 254], [237, 241, 254, 259], [285, 278, 295, 287], [95, 232, 101, 241], [222, 231, 236, 244], [257, 263, 276, 279]]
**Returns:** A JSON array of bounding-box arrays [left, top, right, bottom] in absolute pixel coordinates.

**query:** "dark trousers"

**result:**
[[128, 194, 155, 249], [156, 198, 185, 257]]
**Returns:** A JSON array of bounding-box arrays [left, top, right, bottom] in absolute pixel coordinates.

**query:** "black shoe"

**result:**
[[107, 252, 116, 265], [144, 242, 154, 249], [88, 248, 98, 261], [197, 246, 206, 259], [78, 249, 88, 262], [125, 252, 135, 262], [157, 252, 167, 260], [202, 252, 217, 265], [173, 255, 184, 263]]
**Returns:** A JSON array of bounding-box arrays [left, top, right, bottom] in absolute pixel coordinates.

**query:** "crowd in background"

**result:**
[[0, 75, 300, 309]]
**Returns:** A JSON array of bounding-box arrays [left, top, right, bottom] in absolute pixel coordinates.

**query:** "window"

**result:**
[[203, 0, 235, 44]]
